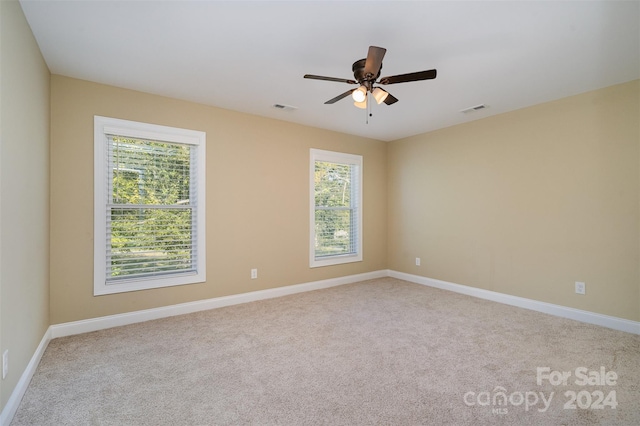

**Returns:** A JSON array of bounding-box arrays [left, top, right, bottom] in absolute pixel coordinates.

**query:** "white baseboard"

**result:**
[[50, 269, 639, 339], [0, 327, 51, 426], [388, 270, 640, 335], [51, 270, 387, 339]]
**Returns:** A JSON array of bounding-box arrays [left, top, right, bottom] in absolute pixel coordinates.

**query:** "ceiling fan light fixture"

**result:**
[[372, 87, 389, 104], [354, 98, 367, 109], [352, 86, 367, 103], [304, 46, 437, 109]]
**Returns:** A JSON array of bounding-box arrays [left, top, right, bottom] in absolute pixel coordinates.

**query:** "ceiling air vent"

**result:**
[[272, 104, 297, 111], [460, 104, 487, 114]]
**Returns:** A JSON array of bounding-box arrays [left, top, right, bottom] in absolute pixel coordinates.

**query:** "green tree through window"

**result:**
[[310, 149, 362, 267], [314, 161, 354, 257], [108, 137, 193, 279]]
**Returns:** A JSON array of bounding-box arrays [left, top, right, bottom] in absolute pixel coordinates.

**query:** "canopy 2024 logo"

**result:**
[[463, 367, 618, 415]]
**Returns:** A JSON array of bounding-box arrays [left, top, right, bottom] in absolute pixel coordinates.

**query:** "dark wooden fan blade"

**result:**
[[379, 69, 437, 85], [363, 46, 386, 78], [325, 89, 355, 104], [304, 74, 357, 84], [383, 93, 398, 105]]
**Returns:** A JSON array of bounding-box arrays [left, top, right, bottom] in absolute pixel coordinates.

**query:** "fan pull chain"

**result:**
[[366, 92, 370, 124]]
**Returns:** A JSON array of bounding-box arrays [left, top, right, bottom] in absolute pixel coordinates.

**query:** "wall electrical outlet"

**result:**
[[2, 350, 8, 379], [415, 258, 421, 266], [575, 281, 586, 295], [251, 268, 258, 279]]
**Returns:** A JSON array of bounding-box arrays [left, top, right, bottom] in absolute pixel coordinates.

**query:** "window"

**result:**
[[310, 149, 362, 267], [94, 116, 206, 295]]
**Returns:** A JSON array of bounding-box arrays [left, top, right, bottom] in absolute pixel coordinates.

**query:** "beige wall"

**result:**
[[47, 76, 640, 325], [0, 0, 51, 412], [50, 75, 388, 324], [388, 80, 640, 321]]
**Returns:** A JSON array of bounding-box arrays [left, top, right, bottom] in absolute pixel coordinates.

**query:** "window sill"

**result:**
[[310, 253, 362, 268]]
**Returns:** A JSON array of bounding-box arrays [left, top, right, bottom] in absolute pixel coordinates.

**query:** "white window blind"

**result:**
[[95, 116, 206, 295], [106, 136, 197, 281], [310, 149, 362, 268]]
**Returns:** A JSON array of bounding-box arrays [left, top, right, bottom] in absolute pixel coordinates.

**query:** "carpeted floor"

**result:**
[[11, 278, 640, 425]]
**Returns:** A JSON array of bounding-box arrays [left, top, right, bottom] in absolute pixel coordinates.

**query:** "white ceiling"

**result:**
[[20, 1, 640, 142]]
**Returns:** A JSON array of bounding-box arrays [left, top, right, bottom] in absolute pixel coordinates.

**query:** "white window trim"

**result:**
[[94, 116, 206, 295], [309, 148, 363, 268]]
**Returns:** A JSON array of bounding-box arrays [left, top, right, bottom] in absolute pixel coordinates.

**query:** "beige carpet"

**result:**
[[11, 278, 640, 425]]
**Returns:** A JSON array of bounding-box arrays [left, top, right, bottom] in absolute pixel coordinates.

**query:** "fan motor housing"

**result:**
[[352, 58, 381, 86]]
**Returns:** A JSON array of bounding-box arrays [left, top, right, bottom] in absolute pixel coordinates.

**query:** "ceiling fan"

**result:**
[[304, 46, 437, 108]]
